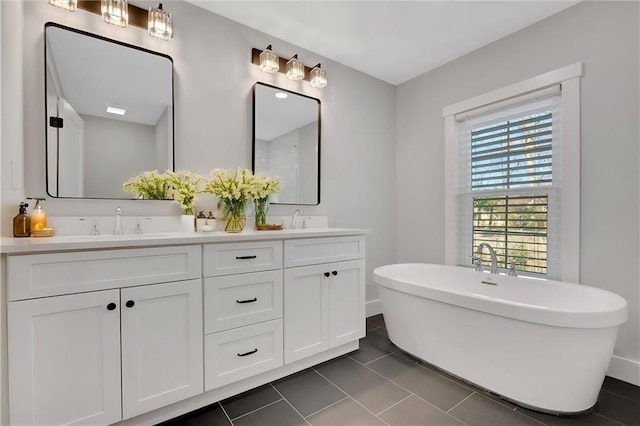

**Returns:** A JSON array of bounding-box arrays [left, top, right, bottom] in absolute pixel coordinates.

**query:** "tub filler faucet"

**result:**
[[476, 243, 499, 274]]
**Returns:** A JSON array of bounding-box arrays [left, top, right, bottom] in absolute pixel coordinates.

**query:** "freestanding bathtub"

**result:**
[[373, 263, 628, 414]]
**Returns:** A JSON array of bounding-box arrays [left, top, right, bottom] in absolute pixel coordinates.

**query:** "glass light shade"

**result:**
[[49, 0, 77, 11], [148, 3, 173, 40], [259, 49, 279, 74], [309, 66, 327, 88], [101, 0, 128, 27], [286, 56, 305, 81]]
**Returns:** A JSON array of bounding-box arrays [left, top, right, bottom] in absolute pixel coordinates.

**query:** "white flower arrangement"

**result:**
[[165, 170, 203, 215], [248, 175, 281, 200], [123, 170, 171, 200]]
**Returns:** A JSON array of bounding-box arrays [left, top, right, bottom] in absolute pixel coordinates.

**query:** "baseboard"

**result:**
[[366, 299, 382, 317], [607, 355, 640, 386]]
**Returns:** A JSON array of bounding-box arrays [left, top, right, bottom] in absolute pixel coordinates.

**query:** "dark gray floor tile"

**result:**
[[516, 406, 623, 426], [379, 395, 466, 426], [307, 397, 385, 425], [366, 322, 380, 332], [350, 339, 391, 364], [232, 399, 307, 426], [368, 353, 473, 411], [220, 384, 281, 419], [363, 327, 415, 362], [367, 314, 386, 329], [602, 376, 640, 402], [595, 389, 640, 425], [274, 369, 346, 417], [315, 356, 409, 413], [159, 402, 231, 426], [449, 393, 541, 425]]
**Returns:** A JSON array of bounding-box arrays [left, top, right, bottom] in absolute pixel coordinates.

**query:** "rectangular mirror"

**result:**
[[45, 23, 174, 199], [252, 83, 320, 205]]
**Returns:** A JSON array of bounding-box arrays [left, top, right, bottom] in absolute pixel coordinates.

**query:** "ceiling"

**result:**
[[187, 0, 580, 85]]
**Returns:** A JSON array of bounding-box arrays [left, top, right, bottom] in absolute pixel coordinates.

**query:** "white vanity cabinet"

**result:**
[[7, 246, 203, 425], [203, 241, 284, 391], [283, 237, 366, 364], [2, 230, 368, 426]]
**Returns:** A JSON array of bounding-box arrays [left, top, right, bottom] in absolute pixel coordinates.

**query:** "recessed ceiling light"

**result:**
[[106, 106, 127, 115], [275, 92, 288, 99]]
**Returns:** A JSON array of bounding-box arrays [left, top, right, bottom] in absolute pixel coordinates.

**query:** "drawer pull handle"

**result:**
[[236, 255, 257, 260], [323, 272, 330, 277], [236, 298, 258, 304], [237, 348, 258, 357], [332, 271, 338, 276], [106, 303, 117, 311]]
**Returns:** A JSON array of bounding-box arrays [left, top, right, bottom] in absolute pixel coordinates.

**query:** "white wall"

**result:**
[[81, 114, 156, 198], [4, 1, 396, 307], [396, 1, 640, 384]]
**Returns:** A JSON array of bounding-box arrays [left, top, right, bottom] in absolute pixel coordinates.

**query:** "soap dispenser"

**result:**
[[28, 198, 47, 231], [13, 202, 31, 237]]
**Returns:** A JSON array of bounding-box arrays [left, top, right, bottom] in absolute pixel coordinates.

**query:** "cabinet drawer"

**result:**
[[284, 236, 365, 268], [204, 271, 283, 333], [8, 245, 202, 301], [203, 241, 282, 277], [205, 319, 283, 390]]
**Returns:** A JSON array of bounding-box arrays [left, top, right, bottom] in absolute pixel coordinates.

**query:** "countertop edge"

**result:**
[[0, 228, 371, 254]]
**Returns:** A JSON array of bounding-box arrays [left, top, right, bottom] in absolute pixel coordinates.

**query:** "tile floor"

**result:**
[[162, 315, 640, 425]]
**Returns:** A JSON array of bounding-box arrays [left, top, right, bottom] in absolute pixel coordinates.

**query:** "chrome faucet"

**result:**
[[290, 209, 303, 229], [114, 207, 123, 235], [476, 243, 499, 274]]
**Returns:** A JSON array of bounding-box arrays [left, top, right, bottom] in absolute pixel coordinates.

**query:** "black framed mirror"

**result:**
[[252, 82, 321, 205], [45, 22, 174, 199]]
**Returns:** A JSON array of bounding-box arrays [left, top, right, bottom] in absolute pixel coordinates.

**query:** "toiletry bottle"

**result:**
[[196, 211, 206, 232], [28, 198, 47, 231], [13, 202, 31, 237]]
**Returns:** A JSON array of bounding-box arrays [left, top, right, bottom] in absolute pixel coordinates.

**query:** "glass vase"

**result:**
[[254, 198, 269, 228], [222, 199, 246, 233]]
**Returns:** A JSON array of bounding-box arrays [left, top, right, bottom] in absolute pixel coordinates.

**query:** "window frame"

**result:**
[[443, 63, 582, 283]]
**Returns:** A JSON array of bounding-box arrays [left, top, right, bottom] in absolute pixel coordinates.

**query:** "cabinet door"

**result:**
[[8, 290, 122, 426], [121, 279, 203, 419], [329, 260, 366, 347], [284, 264, 330, 363]]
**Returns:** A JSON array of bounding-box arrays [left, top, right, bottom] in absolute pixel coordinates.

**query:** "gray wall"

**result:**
[[2, 0, 397, 308], [396, 1, 639, 377], [81, 114, 156, 198]]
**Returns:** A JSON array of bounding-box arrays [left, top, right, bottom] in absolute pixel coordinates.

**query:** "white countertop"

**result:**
[[0, 228, 371, 254]]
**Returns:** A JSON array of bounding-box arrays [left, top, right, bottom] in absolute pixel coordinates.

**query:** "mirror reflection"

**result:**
[[45, 23, 174, 199], [253, 83, 320, 205]]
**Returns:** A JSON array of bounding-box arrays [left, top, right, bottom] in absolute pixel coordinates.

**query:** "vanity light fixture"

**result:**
[[309, 63, 327, 88], [106, 106, 127, 115], [49, 0, 77, 12], [286, 54, 305, 81], [101, 0, 129, 27], [251, 47, 327, 88], [148, 3, 173, 40], [259, 45, 280, 74]]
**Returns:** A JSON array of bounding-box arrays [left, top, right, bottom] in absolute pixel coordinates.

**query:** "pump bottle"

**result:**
[[13, 202, 31, 237]]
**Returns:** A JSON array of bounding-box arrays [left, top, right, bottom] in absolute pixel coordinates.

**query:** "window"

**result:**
[[458, 92, 559, 276], [443, 63, 582, 281]]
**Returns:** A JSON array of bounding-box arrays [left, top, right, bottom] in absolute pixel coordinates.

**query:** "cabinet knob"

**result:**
[[125, 300, 135, 308], [332, 271, 338, 276], [323, 272, 330, 277], [106, 303, 117, 311]]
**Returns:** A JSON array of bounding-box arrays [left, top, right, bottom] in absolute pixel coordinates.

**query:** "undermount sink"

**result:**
[[59, 233, 171, 242]]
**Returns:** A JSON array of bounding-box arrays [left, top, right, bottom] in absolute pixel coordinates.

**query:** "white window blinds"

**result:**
[[454, 86, 562, 278]]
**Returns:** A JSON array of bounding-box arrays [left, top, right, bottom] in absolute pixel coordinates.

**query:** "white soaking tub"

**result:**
[[373, 263, 628, 414]]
